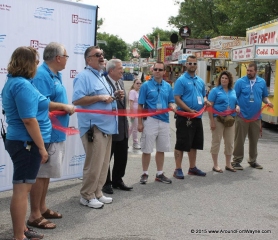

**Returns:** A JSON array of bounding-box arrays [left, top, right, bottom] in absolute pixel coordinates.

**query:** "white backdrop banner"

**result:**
[[0, 0, 97, 191]]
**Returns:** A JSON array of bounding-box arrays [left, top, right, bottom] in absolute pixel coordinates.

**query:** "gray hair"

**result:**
[[43, 42, 65, 61], [106, 59, 122, 72]]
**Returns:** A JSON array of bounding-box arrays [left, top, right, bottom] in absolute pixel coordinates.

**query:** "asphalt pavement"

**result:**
[[0, 80, 278, 240]]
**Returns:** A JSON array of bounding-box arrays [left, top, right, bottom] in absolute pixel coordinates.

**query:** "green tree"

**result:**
[[147, 27, 180, 42], [128, 41, 150, 59], [169, 0, 229, 38], [215, 0, 278, 36], [169, 0, 278, 38], [97, 32, 129, 60], [97, 18, 104, 31]]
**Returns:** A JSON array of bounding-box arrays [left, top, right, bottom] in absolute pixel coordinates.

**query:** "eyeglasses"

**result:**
[[88, 52, 104, 58], [59, 55, 69, 59], [153, 68, 164, 72], [136, 83, 142, 85], [187, 62, 197, 66]]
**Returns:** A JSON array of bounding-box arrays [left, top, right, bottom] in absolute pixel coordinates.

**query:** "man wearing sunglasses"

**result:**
[[72, 46, 117, 209], [173, 55, 209, 179], [138, 61, 176, 184]]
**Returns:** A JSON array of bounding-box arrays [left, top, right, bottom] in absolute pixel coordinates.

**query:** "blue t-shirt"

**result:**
[[32, 62, 69, 142], [173, 72, 206, 118], [138, 78, 174, 123], [72, 66, 118, 137], [208, 85, 237, 117], [2, 75, 51, 142], [234, 75, 268, 119]]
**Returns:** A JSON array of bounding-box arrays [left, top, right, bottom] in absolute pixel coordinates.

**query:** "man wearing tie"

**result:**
[[103, 59, 133, 194]]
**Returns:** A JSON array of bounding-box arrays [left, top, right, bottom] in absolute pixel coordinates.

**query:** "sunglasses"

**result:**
[[187, 62, 197, 66], [136, 83, 142, 85], [88, 52, 104, 58], [153, 68, 164, 72]]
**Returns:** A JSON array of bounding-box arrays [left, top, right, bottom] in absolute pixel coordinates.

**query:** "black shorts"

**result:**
[[175, 116, 204, 152]]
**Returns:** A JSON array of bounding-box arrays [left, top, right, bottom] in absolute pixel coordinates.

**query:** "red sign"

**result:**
[[202, 51, 217, 58], [165, 47, 174, 57]]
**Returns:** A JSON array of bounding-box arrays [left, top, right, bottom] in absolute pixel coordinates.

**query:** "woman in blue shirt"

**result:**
[[2, 46, 74, 240], [208, 71, 240, 173]]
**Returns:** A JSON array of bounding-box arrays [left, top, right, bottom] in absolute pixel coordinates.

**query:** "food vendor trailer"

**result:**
[[195, 36, 246, 86], [231, 19, 278, 125]]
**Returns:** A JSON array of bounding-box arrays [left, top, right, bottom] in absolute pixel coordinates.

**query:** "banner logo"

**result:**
[[34, 7, 54, 20], [74, 43, 90, 54], [70, 70, 78, 78], [72, 14, 92, 24], [30, 40, 47, 50]]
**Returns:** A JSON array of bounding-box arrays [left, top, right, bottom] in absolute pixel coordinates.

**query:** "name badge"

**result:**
[[197, 96, 202, 105], [156, 103, 162, 109], [250, 93, 254, 102], [111, 101, 117, 111]]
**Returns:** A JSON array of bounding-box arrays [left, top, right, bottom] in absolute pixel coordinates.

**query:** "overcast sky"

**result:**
[[81, 0, 180, 44]]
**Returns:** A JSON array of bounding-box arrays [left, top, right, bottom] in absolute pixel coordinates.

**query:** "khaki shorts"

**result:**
[[140, 117, 171, 154], [36, 142, 65, 178]]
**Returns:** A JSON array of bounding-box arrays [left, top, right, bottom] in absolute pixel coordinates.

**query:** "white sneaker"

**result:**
[[133, 143, 141, 149], [98, 195, 113, 204], [80, 197, 104, 209]]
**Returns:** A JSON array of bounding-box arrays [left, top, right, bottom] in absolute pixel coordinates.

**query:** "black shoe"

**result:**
[[248, 162, 263, 169], [112, 182, 133, 191], [231, 162, 243, 170], [102, 184, 113, 194]]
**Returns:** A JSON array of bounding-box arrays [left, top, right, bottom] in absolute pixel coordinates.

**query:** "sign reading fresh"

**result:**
[[139, 35, 154, 52]]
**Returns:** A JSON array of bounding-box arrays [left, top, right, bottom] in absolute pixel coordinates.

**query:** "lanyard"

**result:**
[[86, 68, 113, 96], [250, 80, 256, 93]]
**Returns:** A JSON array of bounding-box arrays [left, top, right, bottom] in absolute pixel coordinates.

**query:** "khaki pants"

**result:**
[[210, 117, 235, 155], [80, 126, 112, 200], [233, 116, 261, 163]]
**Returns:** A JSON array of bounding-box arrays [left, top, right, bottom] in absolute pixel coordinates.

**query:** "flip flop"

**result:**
[[27, 216, 56, 229], [42, 208, 62, 219], [212, 167, 223, 173]]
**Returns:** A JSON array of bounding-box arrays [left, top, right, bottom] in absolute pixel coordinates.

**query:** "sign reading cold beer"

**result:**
[[255, 45, 278, 59]]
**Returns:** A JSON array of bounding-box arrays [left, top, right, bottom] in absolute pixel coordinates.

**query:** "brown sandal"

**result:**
[[42, 208, 62, 219], [27, 216, 56, 229]]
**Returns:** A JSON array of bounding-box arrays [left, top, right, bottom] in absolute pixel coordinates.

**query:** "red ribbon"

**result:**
[[49, 104, 274, 135], [49, 112, 79, 135], [238, 104, 273, 122]]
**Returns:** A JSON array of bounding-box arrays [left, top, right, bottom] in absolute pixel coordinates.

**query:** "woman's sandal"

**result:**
[[24, 227, 44, 239], [27, 216, 56, 229], [225, 166, 237, 172], [42, 208, 62, 219], [212, 167, 223, 173]]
